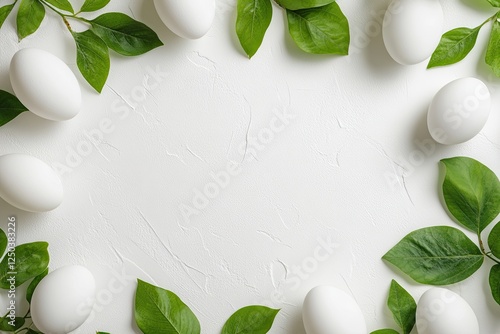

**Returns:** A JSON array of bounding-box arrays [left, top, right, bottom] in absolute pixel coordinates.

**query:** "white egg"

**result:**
[[416, 287, 479, 334], [153, 0, 215, 39], [10, 48, 81, 121], [31, 266, 96, 334], [427, 77, 491, 145], [383, 0, 443, 65], [0, 154, 63, 212], [302, 286, 367, 334]]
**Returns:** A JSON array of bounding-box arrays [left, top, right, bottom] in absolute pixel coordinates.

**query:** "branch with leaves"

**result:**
[[0, 0, 163, 93], [428, 1, 500, 76], [236, 0, 350, 58]]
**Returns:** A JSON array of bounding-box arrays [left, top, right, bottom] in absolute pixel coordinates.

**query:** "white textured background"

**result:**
[[0, 0, 499, 332]]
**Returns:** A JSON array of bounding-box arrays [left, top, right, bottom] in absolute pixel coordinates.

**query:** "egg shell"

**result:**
[[0, 154, 63, 212], [416, 287, 479, 334], [382, 0, 443, 65], [31, 266, 96, 334], [302, 286, 367, 334], [10, 48, 81, 121], [153, 0, 215, 39], [427, 77, 491, 145]]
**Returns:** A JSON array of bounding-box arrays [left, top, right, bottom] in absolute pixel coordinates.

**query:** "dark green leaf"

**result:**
[[286, 2, 350, 55], [236, 0, 273, 58], [428, 27, 480, 68], [388, 280, 416, 334], [441, 157, 500, 233], [0, 317, 25, 331], [489, 222, 500, 258], [26, 329, 43, 334], [490, 264, 500, 305], [135, 279, 200, 334], [90, 13, 163, 56], [72, 30, 110, 93], [370, 330, 400, 334], [0, 90, 28, 127], [486, 20, 500, 77], [0, 242, 49, 289], [0, 4, 15, 30], [26, 267, 48, 303], [383, 226, 484, 285], [96, 332, 110, 334], [222, 305, 279, 334], [0, 228, 7, 258], [276, 0, 335, 10], [44, 0, 74, 13], [16, 0, 45, 40], [80, 0, 110, 12], [486, 0, 500, 7]]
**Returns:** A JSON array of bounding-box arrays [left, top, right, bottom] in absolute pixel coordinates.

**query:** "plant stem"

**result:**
[[479, 11, 500, 28], [479, 234, 500, 264], [37, 0, 89, 32]]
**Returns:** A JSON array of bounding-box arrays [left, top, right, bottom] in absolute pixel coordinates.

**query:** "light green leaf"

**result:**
[[489, 222, 500, 258], [486, 0, 500, 7], [89, 13, 163, 56], [388, 280, 416, 334], [72, 30, 110, 93], [80, 0, 110, 12], [16, 0, 45, 40], [0, 4, 15, 30], [135, 279, 200, 334], [441, 157, 500, 233], [275, 0, 335, 10], [370, 330, 400, 334], [0, 228, 7, 258], [44, 0, 74, 13], [0, 90, 28, 127], [96, 332, 110, 334], [486, 20, 500, 77], [236, 0, 273, 58], [0, 317, 25, 331], [222, 305, 279, 334], [0, 242, 49, 289], [286, 2, 349, 55], [428, 27, 480, 68], [26, 267, 48, 303], [383, 226, 484, 285], [489, 264, 500, 305]]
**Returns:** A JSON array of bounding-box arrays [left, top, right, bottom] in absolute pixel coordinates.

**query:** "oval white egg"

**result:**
[[302, 286, 367, 334], [0, 154, 63, 212], [31, 266, 96, 334], [153, 0, 215, 39], [427, 77, 491, 145], [383, 0, 443, 65], [416, 287, 479, 334], [10, 48, 81, 121]]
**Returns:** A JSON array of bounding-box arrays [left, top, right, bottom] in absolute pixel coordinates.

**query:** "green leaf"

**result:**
[[370, 330, 400, 334], [383, 226, 484, 285], [286, 2, 350, 55], [0, 228, 7, 258], [0, 242, 49, 289], [16, 0, 45, 40], [486, 0, 500, 7], [72, 30, 110, 93], [26, 329, 43, 334], [0, 90, 28, 127], [44, 0, 74, 13], [134, 279, 201, 334], [428, 27, 480, 68], [0, 4, 15, 30], [275, 0, 335, 10], [0, 317, 25, 331], [90, 13, 163, 56], [26, 267, 48, 303], [80, 0, 110, 12], [441, 157, 500, 233], [96, 332, 110, 334], [489, 222, 500, 258], [490, 264, 500, 305], [486, 20, 500, 77], [236, 0, 273, 58], [222, 305, 279, 334], [388, 280, 416, 334]]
